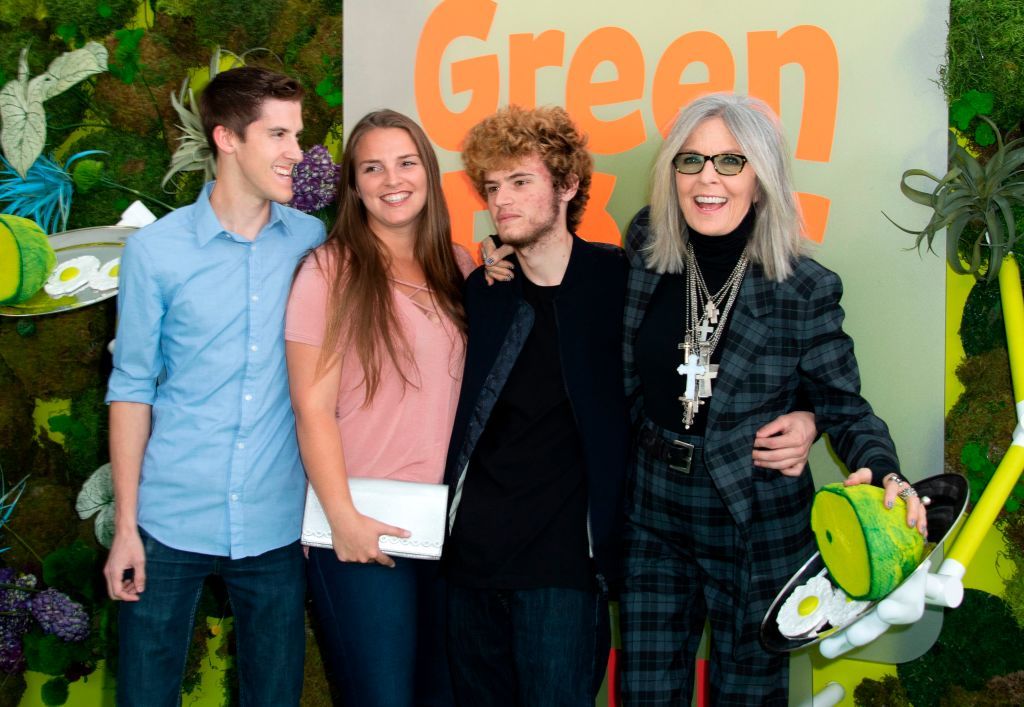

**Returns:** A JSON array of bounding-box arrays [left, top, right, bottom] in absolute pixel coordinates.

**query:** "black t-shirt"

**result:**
[[447, 276, 591, 590], [635, 211, 753, 435]]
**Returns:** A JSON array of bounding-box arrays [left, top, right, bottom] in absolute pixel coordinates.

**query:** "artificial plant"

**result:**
[[888, 118, 1024, 283]]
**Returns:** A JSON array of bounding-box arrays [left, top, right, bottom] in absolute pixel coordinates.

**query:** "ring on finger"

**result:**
[[898, 486, 918, 500], [921, 495, 931, 507], [884, 472, 904, 486]]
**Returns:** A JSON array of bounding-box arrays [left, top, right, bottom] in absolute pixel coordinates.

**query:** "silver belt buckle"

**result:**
[[668, 440, 695, 474]]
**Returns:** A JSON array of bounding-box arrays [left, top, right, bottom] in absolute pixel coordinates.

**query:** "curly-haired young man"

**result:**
[[442, 105, 630, 707]]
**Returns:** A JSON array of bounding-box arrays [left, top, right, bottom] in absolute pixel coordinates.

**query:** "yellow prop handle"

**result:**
[[946, 255, 1024, 570]]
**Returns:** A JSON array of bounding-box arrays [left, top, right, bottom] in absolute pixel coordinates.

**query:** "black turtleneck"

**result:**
[[635, 209, 754, 436]]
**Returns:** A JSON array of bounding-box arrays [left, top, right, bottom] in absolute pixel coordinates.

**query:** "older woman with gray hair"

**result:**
[[619, 92, 927, 705]]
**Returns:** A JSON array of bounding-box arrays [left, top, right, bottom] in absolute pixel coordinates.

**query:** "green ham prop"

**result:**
[[0, 215, 55, 305], [810, 483, 924, 601]]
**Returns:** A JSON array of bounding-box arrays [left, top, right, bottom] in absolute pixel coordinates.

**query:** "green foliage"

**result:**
[[854, 674, 911, 707], [71, 158, 104, 193], [43, 539, 98, 603], [961, 277, 1007, 355], [942, 671, 1024, 706], [107, 28, 145, 84], [315, 76, 342, 108], [45, 0, 136, 40], [154, 0, 199, 18], [193, 0, 284, 50], [945, 348, 1015, 481], [0, 671, 28, 707], [1004, 567, 1024, 631], [48, 386, 107, 483], [960, 442, 1024, 511], [22, 631, 90, 676], [0, 0, 42, 29], [942, 0, 1024, 131], [888, 120, 1024, 282], [40, 677, 69, 706], [898, 590, 1024, 706], [63, 129, 177, 229], [54, 24, 82, 48], [283, 26, 316, 65], [950, 90, 997, 147]]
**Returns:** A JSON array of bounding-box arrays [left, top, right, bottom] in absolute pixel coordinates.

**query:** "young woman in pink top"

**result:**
[[285, 110, 474, 706]]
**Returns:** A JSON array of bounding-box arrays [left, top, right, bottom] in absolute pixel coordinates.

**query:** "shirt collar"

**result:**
[[194, 181, 293, 246]]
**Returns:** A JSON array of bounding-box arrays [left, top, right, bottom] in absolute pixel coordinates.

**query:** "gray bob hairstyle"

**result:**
[[645, 93, 804, 281]]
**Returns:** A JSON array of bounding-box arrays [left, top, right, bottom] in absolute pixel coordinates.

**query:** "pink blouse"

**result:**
[[285, 246, 476, 484]]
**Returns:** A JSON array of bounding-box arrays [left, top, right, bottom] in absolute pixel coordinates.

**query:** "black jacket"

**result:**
[[444, 235, 630, 581]]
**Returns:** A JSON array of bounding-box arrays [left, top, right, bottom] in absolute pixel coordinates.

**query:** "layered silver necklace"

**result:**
[[676, 242, 749, 429]]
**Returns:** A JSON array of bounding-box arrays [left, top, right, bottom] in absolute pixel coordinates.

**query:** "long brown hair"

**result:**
[[313, 109, 466, 404]]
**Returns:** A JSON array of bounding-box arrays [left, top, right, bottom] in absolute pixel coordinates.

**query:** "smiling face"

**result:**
[[229, 98, 304, 205], [353, 127, 428, 239], [675, 116, 758, 236], [483, 154, 573, 247]]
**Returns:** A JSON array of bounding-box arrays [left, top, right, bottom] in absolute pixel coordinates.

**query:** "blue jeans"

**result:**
[[117, 529, 305, 707], [446, 585, 607, 707], [307, 548, 454, 707]]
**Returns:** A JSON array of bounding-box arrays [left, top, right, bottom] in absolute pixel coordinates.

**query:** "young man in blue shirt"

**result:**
[[103, 67, 325, 706]]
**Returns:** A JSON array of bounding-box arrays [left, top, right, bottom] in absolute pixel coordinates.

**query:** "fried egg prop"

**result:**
[[776, 574, 832, 638], [44, 255, 100, 296], [89, 257, 120, 292], [826, 585, 869, 627]]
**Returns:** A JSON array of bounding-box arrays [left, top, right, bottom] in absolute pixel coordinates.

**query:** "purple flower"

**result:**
[[28, 588, 89, 642], [0, 569, 35, 673], [0, 617, 27, 673], [289, 144, 341, 213], [0, 568, 36, 613]]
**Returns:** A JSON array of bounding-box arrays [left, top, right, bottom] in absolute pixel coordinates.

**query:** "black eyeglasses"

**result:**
[[672, 152, 748, 176]]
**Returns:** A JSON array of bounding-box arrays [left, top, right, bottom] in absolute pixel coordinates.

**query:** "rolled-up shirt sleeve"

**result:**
[[106, 235, 165, 404]]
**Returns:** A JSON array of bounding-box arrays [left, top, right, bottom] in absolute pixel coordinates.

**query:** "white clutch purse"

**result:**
[[300, 477, 448, 560]]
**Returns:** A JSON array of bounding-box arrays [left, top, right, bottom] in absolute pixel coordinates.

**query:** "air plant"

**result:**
[[0, 152, 99, 234], [887, 117, 1024, 282], [162, 47, 250, 189], [162, 80, 215, 188]]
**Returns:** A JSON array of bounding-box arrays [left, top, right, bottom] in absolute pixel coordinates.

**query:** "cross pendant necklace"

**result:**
[[676, 243, 749, 430], [676, 339, 706, 429]]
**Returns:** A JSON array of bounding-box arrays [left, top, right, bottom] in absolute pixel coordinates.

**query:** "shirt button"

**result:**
[[231, 494, 239, 502], [250, 344, 258, 352], [251, 295, 259, 303], [244, 394, 253, 401], [237, 442, 245, 450]]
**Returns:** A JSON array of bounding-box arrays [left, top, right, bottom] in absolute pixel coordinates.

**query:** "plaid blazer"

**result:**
[[622, 207, 901, 656]]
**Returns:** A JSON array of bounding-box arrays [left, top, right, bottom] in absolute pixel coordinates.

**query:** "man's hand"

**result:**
[[480, 237, 515, 285], [752, 411, 816, 477], [104, 528, 146, 601], [332, 511, 410, 569]]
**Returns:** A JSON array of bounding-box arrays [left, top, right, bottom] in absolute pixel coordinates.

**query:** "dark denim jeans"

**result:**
[[307, 548, 454, 707], [446, 584, 608, 707], [116, 529, 305, 707]]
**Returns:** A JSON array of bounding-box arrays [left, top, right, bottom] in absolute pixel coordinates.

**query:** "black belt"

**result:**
[[638, 428, 702, 474]]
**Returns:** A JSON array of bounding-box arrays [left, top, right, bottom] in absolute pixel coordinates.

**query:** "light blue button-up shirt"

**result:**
[[106, 183, 325, 558]]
